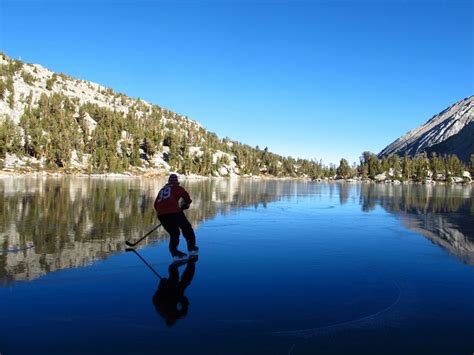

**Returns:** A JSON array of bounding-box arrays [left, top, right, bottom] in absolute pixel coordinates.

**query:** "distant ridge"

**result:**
[[378, 96, 474, 162]]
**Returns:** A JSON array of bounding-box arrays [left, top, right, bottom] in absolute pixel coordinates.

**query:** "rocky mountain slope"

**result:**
[[424, 122, 474, 162], [378, 96, 474, 162], [0, 52, 324, 177]]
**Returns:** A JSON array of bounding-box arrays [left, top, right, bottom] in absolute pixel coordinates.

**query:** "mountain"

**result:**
[[378, 96, 474, 162], [0, 52, 325, 178], [424, 122, 474, 162]]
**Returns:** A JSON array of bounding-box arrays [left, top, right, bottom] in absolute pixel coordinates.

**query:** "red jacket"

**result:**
[[154, 183, 192, 216]]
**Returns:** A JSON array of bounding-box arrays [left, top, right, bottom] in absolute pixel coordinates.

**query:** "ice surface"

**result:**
[[1, 178, 473, 354]]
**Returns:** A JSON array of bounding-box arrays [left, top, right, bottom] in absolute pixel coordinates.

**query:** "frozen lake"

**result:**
[[1, 177, 473, 354]]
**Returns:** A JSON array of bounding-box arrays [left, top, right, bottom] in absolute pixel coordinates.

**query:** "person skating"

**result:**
[[154, 174, 199, 261]]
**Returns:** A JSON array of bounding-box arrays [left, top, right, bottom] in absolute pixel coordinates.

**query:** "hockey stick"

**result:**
[[126, 247, 163, 279], [125, 223, 161, 247]]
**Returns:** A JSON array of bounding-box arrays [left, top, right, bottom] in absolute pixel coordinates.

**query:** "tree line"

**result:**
[[336, 152, 473, 182], [1, 92, 473, 180], [0, 53, 473, 180], [0, 91, 332, 177]]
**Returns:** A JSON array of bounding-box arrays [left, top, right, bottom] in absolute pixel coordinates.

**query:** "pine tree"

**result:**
[[367, 154, 380, 178], [21, 70, 35, 85], [328, 163, 336, 179], [381, 157, 390, 172], [446, 155, 463, 178], [0, 117, 22, 158], [359, 151, 373, 178], [414, 154, 430, 181], [388, 154, 401, 179], [167, 133, 181, 171], [20, 103, 45, 158], [0, 79, 5, 100], [336, 158, 351, 179], [430, 152, 438, 179], [46, 74, 57, 90], [199, 147, 213, 175], [26, 90, 33, 107], [401, 154, 412, 181], [130, 137, 141, 166], [181, 139, 193, 174]]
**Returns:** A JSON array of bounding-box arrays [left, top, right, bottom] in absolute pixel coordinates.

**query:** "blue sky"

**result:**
[[1, 0, 472, 165]]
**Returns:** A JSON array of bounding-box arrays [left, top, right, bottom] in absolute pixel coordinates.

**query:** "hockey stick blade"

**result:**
[[125, 223, 161, 247]]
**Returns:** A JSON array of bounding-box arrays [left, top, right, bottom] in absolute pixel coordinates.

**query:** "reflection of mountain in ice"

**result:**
[[402, 213, 474, 265], [358, 183, 474, 265], [2, 179, 472, 284], [0, 177, 296, 284]]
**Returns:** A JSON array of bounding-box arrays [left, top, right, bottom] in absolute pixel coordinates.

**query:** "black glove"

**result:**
[[181, 203, 190, 210]]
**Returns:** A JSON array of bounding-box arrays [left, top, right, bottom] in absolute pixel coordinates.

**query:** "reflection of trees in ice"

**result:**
[[0, 177, 291, 284], [358, 183, 473, 214], [358, 183, 474, 264], [1, 178, 472, 284]]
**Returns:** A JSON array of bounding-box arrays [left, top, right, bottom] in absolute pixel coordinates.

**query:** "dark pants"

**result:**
[[158, 211, 196, 256]]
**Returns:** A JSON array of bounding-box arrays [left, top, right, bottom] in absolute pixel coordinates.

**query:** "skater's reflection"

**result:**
[[152, 257, 198, 327]]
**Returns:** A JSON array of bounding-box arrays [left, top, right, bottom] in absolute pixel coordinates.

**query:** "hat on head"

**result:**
[[168, 174, 179, 184]]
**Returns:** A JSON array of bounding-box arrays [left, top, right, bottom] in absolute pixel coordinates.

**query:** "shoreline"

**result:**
[[0, 169, 472, 185]]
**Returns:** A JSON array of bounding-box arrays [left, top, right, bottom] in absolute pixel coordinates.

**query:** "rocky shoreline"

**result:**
[[1, 167, 472, 185]]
